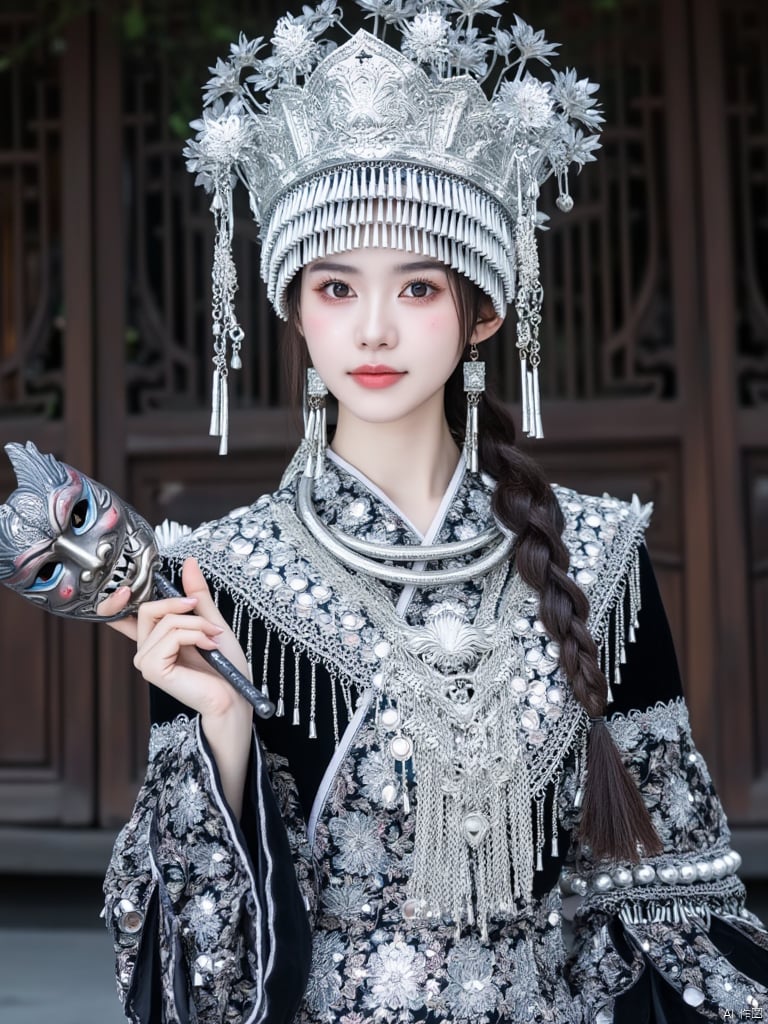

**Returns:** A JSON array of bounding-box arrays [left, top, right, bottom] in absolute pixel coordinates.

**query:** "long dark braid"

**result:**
[[446, 275, 661, 861]]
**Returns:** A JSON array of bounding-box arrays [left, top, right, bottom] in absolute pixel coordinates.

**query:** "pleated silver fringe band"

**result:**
[[261, 165, 516, 321]]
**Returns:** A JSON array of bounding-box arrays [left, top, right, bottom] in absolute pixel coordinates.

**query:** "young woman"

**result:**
[[99, 5, 768, 1022]]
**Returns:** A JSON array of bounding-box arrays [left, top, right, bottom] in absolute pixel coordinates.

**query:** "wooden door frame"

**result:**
[[0, 16, 97, 825], [692, 0, 758, 816]]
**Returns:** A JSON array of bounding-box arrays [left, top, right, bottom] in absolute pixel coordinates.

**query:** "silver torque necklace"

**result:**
[[296, 473, 515, 586]]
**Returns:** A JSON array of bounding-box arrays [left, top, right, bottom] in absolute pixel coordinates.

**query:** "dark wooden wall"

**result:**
[[0, 0, 767, 851]]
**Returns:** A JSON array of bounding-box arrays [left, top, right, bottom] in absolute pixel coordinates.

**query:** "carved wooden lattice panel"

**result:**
[[0, 12, 63, 419], [722, 0, 768, 797], [724, 0, 768, 407], [119, 3, 286, 417], [502, 0, 678, 404]]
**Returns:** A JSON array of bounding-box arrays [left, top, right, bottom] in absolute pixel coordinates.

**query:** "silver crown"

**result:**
[[184, 3, 603, 449]]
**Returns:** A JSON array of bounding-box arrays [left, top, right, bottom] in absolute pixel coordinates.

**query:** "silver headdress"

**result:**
[[185, 2, 603, 450]]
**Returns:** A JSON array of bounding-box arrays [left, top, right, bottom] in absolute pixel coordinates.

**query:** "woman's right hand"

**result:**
[[97, 558, 251, 719], [97, 558, 254, 816]]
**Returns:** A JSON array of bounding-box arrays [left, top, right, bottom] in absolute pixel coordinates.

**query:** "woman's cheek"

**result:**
[[301, 310, 334, 337], [301, 313, 347, 369], [424, 312, 460, 343]]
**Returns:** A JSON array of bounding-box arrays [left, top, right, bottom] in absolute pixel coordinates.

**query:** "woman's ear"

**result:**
[[470, 310, 504, 346]]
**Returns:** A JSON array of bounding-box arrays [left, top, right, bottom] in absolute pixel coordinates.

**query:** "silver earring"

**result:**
[[304, 368, 328, 480], [463, 343, 485, 474]]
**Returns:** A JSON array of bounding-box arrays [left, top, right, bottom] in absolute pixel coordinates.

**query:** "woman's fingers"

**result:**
[[133, 625, 221, 675], [181, 558, 228, 629], [136, 611, 224, 664], [136, 595, 200, 645], [133, 617, 242, 716], [96, 586, 138, 641], [97, 585, 133, 618]]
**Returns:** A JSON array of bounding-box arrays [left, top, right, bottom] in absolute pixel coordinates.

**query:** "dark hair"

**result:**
[[284, 269, 660, 861]]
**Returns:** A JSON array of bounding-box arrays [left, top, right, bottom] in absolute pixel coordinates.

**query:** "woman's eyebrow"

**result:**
[[307, 260, 359, 274], [393, 260, 444, 273], [307, 259, 445, 275]]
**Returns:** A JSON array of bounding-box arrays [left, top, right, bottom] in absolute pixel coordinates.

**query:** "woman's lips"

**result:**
[[349, 366, 406, 389]]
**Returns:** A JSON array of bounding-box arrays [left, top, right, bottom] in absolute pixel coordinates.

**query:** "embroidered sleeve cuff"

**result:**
[[103, 714, 313, 1024], [562, 698, 768, 1019]]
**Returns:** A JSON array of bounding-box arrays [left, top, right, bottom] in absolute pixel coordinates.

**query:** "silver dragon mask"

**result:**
[[0, 441, 274, 717], [0, 442, 158, 620]]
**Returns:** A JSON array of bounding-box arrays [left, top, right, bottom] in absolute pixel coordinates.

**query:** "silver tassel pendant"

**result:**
[[209, 175, 243, 456], [304, 367, 328, 479], [530, 362, 543, 439], [209, 326, 230, 456], [514, 159, 545, 440], [463, 346, 485, 474]]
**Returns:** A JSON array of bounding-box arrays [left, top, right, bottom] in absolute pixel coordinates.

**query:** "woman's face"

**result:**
[[298, 247, 465, 428]]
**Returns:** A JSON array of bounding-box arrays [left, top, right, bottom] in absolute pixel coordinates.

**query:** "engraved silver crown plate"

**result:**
[[185, 6, 603, 318]]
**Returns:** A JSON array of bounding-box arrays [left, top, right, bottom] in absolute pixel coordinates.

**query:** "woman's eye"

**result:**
[[404, 281, 434, 299], [323, 281, 351, 299]]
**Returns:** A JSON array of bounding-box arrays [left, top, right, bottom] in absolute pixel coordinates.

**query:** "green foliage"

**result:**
[[121, 5, 147, 41]]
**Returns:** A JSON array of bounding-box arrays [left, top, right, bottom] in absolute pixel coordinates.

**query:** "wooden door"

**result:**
[[0, 16, 96, 824]]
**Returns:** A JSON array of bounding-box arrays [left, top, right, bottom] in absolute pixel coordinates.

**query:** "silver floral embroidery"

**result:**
[[442, 938, 500, 1018], [364, 940, 428, 1013], [329, 810, 388, 876]]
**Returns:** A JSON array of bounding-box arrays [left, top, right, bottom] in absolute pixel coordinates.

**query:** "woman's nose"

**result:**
[[355, 297, 397, 348]]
